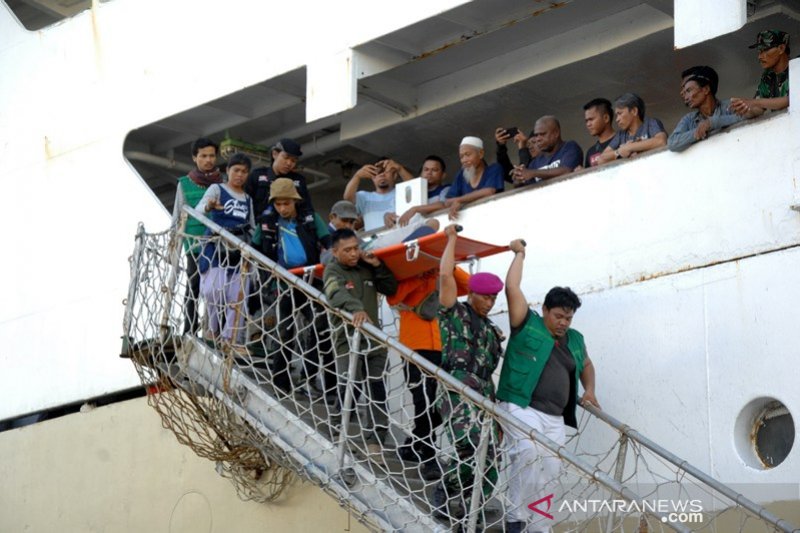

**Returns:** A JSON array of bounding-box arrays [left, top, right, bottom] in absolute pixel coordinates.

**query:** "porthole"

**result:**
[[735, 397, 795, 470]]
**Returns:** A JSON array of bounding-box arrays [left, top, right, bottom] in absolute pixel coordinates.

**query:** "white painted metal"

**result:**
[[307, 49, 358, 122], [0, 0, 471, 420], [674, 0, 746, 48], [395, 177, 428, 216]]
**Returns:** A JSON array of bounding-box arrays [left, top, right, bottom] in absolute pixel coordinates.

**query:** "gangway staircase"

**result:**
[[121, 206, 798, 533]]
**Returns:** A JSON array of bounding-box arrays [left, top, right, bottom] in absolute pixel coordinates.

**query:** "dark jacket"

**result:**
[[323, 259, 397, 324], [245, 166, 314, 217], [254, 208, 330, 267]]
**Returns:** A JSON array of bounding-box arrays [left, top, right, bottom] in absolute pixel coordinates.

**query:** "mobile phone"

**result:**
[[505, 127, 519, 137]]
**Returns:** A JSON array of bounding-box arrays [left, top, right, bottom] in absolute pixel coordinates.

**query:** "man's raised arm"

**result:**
[[439, 224, 459, 309], [505, 239, 528, 329]]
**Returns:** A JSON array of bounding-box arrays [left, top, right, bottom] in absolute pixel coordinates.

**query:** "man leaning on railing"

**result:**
[[323, 229, 398, 464]]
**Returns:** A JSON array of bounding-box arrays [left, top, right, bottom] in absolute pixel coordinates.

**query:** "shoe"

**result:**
[[420, 458, 443, 480], [505, 521, 526, 533], [323, 391, 339, 406], [301, 385, 323, 399], [272, 379, 292, 396], [397, 443, 421, 462], [432, 482, 466, 522], [367, 443, 385, 465], [431, 482, 448, 520]]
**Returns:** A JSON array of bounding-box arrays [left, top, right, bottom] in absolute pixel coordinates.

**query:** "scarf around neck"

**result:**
[[188, 168, 222, 188]]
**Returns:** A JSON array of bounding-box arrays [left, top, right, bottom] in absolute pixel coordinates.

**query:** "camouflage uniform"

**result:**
[[436, 300, 504, 513], [755, 69, 789, 99]]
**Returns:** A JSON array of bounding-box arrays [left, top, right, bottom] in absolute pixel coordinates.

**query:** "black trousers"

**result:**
[[271, 284, 335, 393], [405, 349, 443, 459], [183, 250, 201, 335]]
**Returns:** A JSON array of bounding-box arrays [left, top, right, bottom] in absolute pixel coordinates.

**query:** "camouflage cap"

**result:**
[[748, 30, 789, 51]]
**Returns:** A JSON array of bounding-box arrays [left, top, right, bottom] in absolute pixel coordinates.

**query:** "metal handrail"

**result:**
[[580, 404, 798, 533], [180, 205, 797, 532]]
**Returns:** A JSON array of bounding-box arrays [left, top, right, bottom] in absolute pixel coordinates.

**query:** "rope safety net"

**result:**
[[122, 210, 794, 532]]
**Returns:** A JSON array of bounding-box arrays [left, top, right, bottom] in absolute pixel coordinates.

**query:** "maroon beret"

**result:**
[[468, 272, 503, 295]]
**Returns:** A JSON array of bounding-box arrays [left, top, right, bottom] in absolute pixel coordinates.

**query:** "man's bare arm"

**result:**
[[579, 354, 599, 408], [439, 224, 459, 309], [730, 96, 788, 117], [505, 239, 528, 328], [343, 164, 378, 203], [623, 132, 667, 155], [446, 187, 496, 206], [385, 159, 414, 182], [515, 166, 572, 183], [398, 202, 446, 226]]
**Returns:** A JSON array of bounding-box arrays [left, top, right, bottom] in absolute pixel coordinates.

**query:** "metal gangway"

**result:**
[[121, 205, 798, 532]]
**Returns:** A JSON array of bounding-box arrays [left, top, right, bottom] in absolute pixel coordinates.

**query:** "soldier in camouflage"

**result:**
[[731, 30, 790, 117], [432, 223, 505, 525]]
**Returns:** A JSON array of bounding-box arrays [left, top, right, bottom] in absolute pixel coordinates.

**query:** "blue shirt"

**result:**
[[356, 190, 395, 232], [446, 162, 505, 199], [428, 184, 450, 203], [527, 140, 583, 181], [667, 99, 742, 152], [278, 218, 308, 268]]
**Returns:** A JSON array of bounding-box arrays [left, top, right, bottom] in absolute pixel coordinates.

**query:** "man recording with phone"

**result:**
[[497, 116, 583, 187], [495, 126, 537, 183]]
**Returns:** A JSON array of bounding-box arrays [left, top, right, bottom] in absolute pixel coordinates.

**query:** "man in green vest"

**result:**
[[497, 239, 599, 533], [173, 137, 222, 335]]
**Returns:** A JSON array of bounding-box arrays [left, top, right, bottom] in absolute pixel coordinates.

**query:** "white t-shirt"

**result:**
[[356, 190, 395, 232]]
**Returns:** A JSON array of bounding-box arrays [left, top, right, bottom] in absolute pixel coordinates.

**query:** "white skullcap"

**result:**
[[460, 136, 484, 150]]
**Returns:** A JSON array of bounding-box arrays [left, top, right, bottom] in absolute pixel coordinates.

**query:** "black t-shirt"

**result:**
[[584, 137, 613, 168], [529, 335, 576, 416]]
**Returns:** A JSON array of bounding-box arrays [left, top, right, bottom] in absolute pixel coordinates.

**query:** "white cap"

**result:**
[[460, 136, 484, 150]]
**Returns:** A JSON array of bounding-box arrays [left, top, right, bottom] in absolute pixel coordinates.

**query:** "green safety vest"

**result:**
[[496, 311, 586, 426], [178, 175, 210, 253]]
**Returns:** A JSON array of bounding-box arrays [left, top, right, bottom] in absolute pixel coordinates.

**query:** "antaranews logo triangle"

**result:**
[[528, 493, 555, 520]]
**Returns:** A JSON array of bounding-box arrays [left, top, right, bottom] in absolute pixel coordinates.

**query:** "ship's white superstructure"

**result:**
[[1, 0, 799, 530]]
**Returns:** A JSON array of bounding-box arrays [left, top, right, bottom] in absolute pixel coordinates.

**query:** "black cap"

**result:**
[[275, 138, 302, 157]]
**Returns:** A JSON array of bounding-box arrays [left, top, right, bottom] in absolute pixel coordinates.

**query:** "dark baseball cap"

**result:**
[[748, 30, 789, 51], [274, 138, 302, 157]]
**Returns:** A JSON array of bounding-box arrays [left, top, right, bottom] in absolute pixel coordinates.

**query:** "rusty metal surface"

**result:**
[[412, 1, 571, 61]]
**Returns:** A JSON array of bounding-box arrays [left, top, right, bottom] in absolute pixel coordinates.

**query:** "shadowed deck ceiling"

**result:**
[[118, 0, 800, 215]]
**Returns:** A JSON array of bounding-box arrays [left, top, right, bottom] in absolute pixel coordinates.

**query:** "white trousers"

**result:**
[[501, 401, 566, 531], [200, 266, 249, 343]]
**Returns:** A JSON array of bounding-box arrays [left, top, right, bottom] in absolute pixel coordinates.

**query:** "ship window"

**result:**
[[3, 0, 101, 31], [754, 401, 794, 468], [735, 397, 795, 470]]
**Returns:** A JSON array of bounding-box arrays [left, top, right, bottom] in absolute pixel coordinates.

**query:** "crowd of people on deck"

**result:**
[[170, 29, 790, 531]]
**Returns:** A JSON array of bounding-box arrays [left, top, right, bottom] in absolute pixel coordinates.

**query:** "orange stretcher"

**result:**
[[290, 231, 510, 281]]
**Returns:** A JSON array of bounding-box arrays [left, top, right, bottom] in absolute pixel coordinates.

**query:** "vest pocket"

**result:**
[[504, 365, 532, 395], [521, 336, 543, 356]]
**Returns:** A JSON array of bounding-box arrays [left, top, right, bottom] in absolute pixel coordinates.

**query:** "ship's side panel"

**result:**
[[0, 0, 469, 420], [0, 397, 370, 532]]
